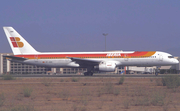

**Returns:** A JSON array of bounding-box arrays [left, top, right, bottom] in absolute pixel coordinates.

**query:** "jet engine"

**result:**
[[94, 61, 116, 72]]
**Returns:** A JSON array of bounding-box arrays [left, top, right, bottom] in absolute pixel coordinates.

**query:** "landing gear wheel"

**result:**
[[84, 72, 93, 76], [89, 72, 93, 76], [84, 72, 88, 76], [155, 66, 160, 76], [155, 72, 158, 76]]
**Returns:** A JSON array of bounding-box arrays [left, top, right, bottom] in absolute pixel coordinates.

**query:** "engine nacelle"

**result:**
[[95, 61, 116, 72]]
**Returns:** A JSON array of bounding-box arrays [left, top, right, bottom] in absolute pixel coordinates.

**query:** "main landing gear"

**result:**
[[84, 71, 93, 76], [84, 67, 94, 76]]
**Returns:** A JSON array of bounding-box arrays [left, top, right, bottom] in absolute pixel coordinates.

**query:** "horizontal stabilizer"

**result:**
[[3, 55, 27, 61]]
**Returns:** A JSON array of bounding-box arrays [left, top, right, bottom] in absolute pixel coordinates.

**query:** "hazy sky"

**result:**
[[0, 0, 180, 56]]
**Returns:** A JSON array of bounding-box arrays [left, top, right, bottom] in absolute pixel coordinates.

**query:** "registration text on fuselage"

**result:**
[[106, 53, 121, 56]]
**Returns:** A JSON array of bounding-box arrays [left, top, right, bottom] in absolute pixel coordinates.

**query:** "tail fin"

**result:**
[[3, 27, 39, 55]]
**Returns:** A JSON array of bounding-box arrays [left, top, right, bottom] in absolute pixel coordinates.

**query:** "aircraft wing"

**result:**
[[68, 57, 100, 66], [3, 55, 27, 61]]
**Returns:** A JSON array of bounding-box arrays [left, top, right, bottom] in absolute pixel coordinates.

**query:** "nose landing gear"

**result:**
[[155, 72, 158, 76], [155, 66, 160, 76]]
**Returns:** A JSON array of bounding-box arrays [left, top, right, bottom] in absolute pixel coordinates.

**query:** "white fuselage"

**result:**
[[14, 51, 179, 68], [3, 27, 179, 74]]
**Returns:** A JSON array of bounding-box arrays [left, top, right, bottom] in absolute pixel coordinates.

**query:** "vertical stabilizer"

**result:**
[[3, 27, 39, 55]]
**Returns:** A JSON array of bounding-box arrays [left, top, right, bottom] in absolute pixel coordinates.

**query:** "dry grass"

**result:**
[[2, 74, 15, 80], [123, 99, 130, 109], [0, 92, 5, 107], [23, 86, 33, 97], [10, 104, 35, 111], [41, 77, 52, 86], [0, 77, 180, 111]]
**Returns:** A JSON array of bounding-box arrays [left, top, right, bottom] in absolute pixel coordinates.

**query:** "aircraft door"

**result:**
[[159, 54, 163, 61], [34, 55, 38, 62], [124, 55, 128, 61]]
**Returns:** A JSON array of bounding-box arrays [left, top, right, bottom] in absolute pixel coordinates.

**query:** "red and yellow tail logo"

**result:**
[[10, 37, 24, 48]]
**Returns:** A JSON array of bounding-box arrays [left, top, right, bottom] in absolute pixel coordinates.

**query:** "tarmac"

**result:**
[[0, 73, 179, 78]]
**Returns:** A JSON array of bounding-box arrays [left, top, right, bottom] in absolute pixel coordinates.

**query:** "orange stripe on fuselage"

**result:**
[[121, 51, 148, 57], [15, 54, 108, 59], [14, 51, 156, 59], [143, 51, 156, 56]]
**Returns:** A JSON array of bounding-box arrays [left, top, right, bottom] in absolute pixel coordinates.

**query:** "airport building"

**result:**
[[0, 53, 179, 74], [0, 53, 51, 74], [0, 53, 87, 74]]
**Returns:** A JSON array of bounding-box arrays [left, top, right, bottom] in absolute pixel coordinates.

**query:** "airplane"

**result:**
[[3, 27, 179, 76]]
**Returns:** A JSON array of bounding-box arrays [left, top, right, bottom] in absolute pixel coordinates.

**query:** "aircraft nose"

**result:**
[[174, 59, 179, 64]]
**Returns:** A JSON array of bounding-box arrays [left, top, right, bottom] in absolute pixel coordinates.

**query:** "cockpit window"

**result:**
[[168, 56, 174, 58]]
